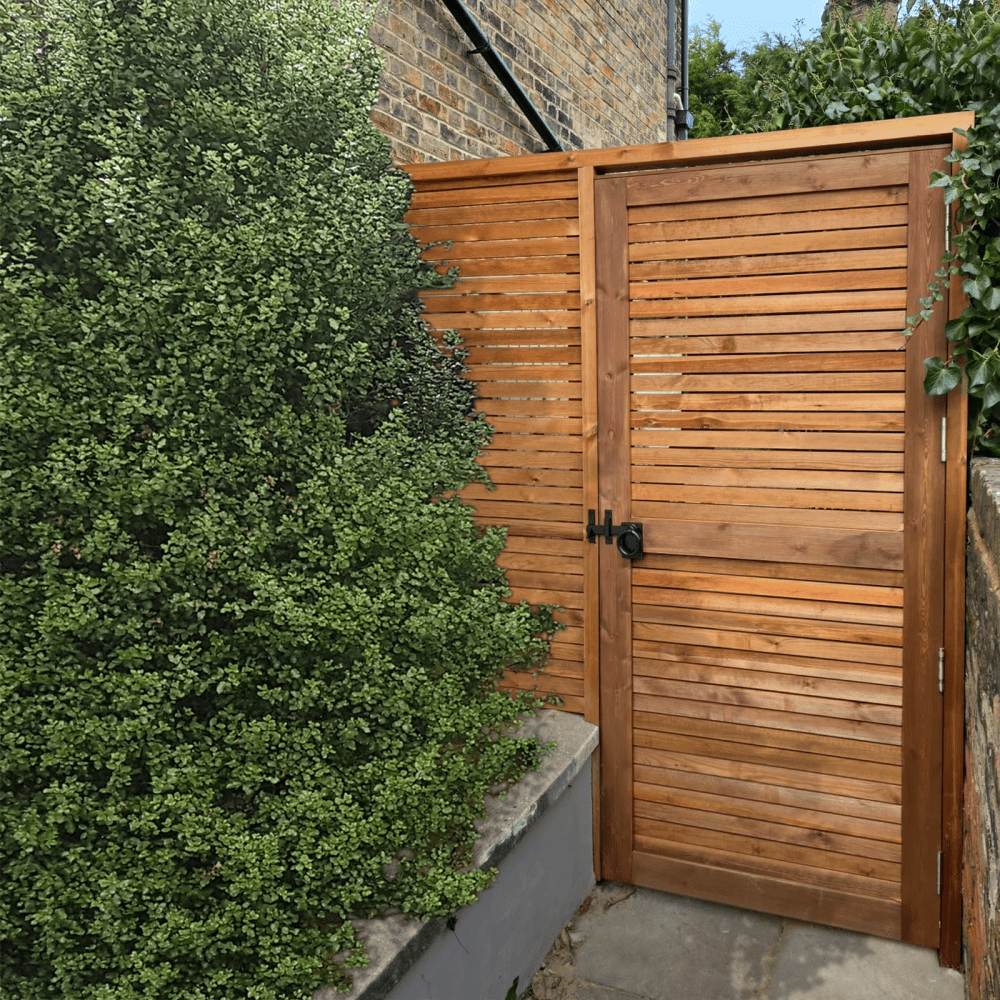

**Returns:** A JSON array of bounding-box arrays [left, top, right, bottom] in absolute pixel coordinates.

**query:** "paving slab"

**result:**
[[529, 882, 967, 1000], [768, 922, 965, 1000], [569, 884, 784, 1000]]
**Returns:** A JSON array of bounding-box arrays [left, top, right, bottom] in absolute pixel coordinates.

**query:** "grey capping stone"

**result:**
[[314, 709, 599, 1000]]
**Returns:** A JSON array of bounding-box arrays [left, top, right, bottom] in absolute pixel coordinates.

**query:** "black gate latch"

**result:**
[[586, 509, 644, 560]]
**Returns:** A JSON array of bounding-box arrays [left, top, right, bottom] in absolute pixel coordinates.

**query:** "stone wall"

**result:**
[[371, 0, 682, 163], [964, 458, 1000, 1000]]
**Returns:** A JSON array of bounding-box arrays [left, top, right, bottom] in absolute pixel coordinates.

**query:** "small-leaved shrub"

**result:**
[[0, 1, 555, 996]]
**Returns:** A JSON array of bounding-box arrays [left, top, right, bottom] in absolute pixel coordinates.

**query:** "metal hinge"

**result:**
[[945, 213, 950, 254], [937, 851, 942, 895], [938, 649, 945, 694], [941, 417, 947, 463]]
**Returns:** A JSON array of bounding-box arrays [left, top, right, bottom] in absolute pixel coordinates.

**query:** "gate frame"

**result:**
[[405, 112, 973, 967]]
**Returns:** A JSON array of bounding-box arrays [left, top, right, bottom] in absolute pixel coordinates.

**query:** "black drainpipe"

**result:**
[[679, 0, 692, 139], [667, 0, 679, 140], [438, 0, 564, 152]]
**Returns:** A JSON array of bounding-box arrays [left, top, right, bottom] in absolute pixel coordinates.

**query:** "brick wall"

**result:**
[[964, 458, 1000, 999], [371, 0, 682, 163]]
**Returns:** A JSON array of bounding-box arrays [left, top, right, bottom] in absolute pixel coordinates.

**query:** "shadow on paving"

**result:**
[[528, 883, 964, 1000]]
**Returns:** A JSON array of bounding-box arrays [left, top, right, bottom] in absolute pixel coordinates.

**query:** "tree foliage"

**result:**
[[688, 20, 802, 137], [0, 1, 554, 996]]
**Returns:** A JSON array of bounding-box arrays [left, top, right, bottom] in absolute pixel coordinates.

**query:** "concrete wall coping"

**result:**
[[315, 710, 599, 999]]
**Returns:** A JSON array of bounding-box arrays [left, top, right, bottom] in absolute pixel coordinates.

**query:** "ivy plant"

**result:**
[[0, 1, 555, 997], [757, 0, 1000, 453]]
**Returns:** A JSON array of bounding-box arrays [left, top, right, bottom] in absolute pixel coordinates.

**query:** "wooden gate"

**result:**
[[405, 115, 970, 962]]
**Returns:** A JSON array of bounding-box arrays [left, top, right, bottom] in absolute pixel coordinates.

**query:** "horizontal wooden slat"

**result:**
[[630, 205, 907, 244], [632, 852, 902, 936], [410, 179, 578, 208], [633, 502, 904, 533], [633, 618, 903, 667], [468, 364, 582, 381], [631, 583, 903, 626], [628, 184, 907, 225], [432, 256, 581, 278], [632, 639, 902, 687], [428, 310, 581, 329], [503, 669, 583, 697], [630, 248, 908, 283], [631, 371, 904, 392], [632, 448, 904, 472], [478, 416, 583, 435], [634, 797, 900, 863], [631, 465, 903, 493], [633, 729, 900, 788], [631, 568, 903, 608], [462, 483, 581, 506], [629, 352, 906, 375], [486, 464, 583, 486], [634, 814, 899, 880], [422, 237, 578, 262], [500, 535, 583, 556], [464, 497, 581, 520], [633, 673, 901, 726], [640, 518, 903, 570], [476, 380, 583, 399], [430, 294, 580, 315], [629, 227, 907, 263], [634, 692, 900, 746], [633, 762, 901, 825], [631, 289, 907, 318], [638, 552, 903, 588], [632, 483, 903, 513], [411, 217, 579, 244], [486, 434, 583, 454], [406, 198, 579, 228], [505, 569, 584, 593], [631, 410, 905, 432], [478, 399, 582, 419], [626, 151, 910, 206], [632, 600, 902, 647], [630, 331, 906, 357], [629, 428, 903, 451], [423, 273, 581, 295], [631, 311, 905, 336]]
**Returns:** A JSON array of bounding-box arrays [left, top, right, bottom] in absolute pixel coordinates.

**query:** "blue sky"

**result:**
[[689, 0, 828, 53]]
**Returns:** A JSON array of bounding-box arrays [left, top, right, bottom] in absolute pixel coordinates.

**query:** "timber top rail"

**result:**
[[405, 112, 975, 182]]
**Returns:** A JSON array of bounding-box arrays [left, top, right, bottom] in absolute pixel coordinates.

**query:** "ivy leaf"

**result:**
[[982, 380, 1000, 413], [923, 357, 963, 396], [943, 318, 967, 342], [982, 286, 1000, 311], [967, 356, 992, 388]]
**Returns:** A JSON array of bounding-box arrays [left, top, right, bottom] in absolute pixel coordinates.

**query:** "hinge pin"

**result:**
[[939, 648, 945, 694], [941, 417, 947, 463]]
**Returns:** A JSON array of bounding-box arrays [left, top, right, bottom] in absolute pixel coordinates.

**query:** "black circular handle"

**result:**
[[616, 524, 643, 560]]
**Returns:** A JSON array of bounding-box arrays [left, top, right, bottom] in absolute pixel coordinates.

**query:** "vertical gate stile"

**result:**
[[940, 126, 971, 967], [901, 146, 949, 948], [578, 163, 603, 879], [596, 175, 633, 884]]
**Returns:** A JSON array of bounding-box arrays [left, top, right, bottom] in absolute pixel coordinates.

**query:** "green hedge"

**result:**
[[0, 2, 554, 996]]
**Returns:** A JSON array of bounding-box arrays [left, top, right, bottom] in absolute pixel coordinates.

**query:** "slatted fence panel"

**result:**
[[406, 172, 586, 712]]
